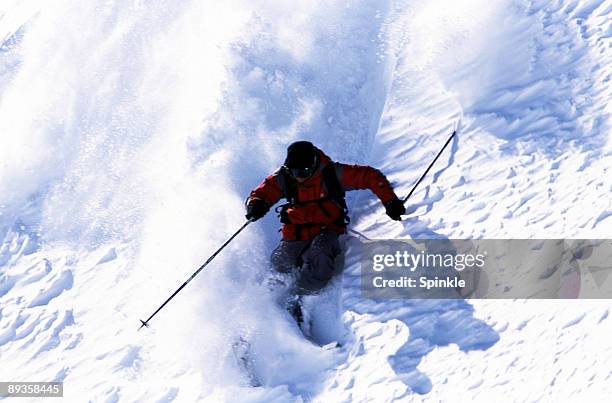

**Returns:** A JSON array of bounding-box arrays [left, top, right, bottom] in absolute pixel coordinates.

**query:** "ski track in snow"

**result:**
[[0, 0, 611, 401]]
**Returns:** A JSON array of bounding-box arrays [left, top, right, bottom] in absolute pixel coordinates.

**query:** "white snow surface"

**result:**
[[1, 0, 611, 401]]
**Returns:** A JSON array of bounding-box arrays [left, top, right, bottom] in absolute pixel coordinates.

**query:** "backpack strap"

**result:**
[[322, 162, 350, 226], [274, 168, 298, 237], [321, 163, 345, 204], [277, 166, 298, 204]]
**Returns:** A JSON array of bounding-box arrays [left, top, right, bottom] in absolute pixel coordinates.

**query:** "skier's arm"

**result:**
[[245, 173, 283, 221], [337, 164, 405, 220], [337, 164, 398, 203]]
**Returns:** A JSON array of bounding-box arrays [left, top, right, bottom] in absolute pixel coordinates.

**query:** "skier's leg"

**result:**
[[270, 239, 310, 274], [297, 230, 341, 294], [268, 239, 310, 324], [268, 239, 309, 291], [306, 236, 346, 344]]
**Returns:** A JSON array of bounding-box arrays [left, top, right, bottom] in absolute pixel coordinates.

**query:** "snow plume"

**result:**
[[0, 0, 394, 400], [0, 0, 258, 398], [0, 0, 247, 242]]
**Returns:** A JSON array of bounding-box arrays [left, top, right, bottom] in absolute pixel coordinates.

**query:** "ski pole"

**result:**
[[403, 129, 457, 204], [139, 220, 252, 330]]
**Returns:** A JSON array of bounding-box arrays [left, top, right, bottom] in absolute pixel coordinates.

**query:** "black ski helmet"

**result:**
[[284, 141, 319, 178]]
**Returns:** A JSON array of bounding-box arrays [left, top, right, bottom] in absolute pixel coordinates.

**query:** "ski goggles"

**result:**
[[288, 166, 315, 178], [285, 156, 319, 178]]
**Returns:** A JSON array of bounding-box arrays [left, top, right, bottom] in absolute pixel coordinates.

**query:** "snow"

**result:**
[[0, 0, 611, 401]]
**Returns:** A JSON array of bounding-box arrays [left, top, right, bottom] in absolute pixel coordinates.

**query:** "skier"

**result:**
[[245, 141, 405, 324]]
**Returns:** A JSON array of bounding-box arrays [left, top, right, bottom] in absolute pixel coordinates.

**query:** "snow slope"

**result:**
[[0, 0, 611, 402]]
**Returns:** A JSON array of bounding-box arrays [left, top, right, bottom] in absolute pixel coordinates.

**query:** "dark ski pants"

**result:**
[[270, 229, 342, 295]]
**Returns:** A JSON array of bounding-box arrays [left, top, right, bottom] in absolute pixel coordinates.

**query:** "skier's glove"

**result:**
[[246, 199, 269, 221], [384, 198, 406, 221]]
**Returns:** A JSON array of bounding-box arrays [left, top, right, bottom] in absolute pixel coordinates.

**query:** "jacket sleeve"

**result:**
[[337, 163, 399, 204], [246, 172, 284, 207]]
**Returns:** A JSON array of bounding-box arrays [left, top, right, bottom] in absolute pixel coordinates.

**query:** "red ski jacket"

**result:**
[[247, 150, 399, 240]]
